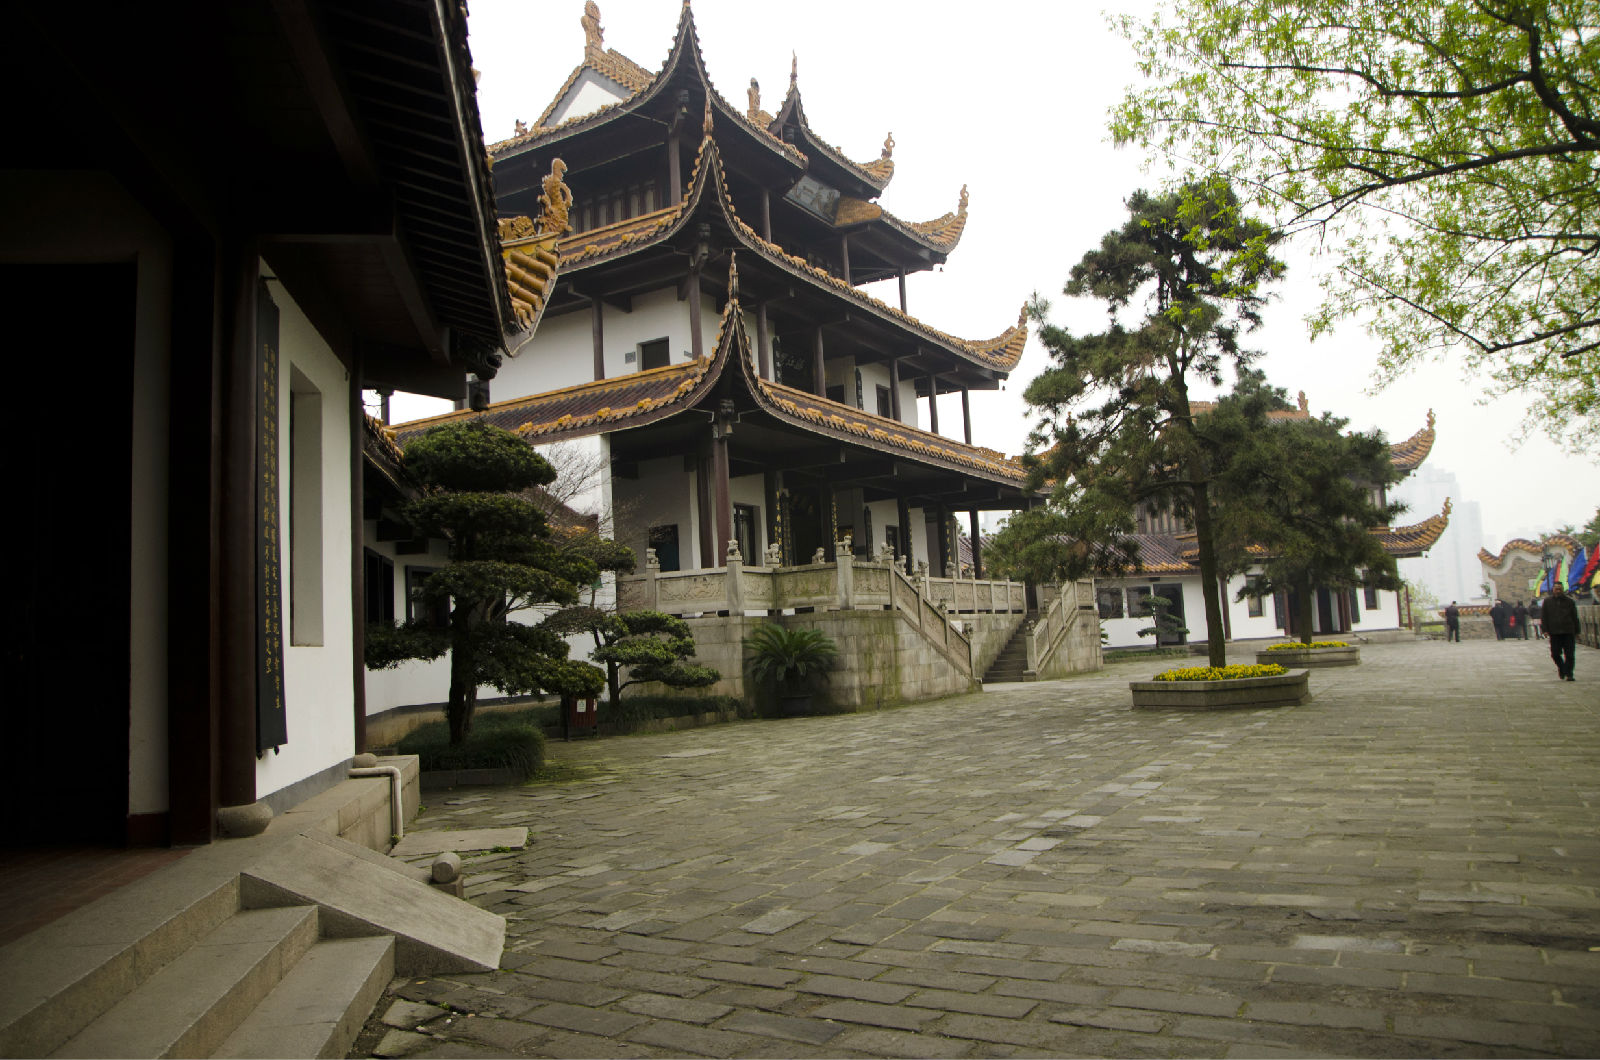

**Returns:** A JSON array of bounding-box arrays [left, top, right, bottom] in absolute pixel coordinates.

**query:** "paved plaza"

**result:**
[[354, 638, 1599, 1059]]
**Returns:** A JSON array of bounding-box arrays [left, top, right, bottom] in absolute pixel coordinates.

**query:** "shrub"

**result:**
[[1263, 640, 1349, 651], [606, 694, 749, 732], [398, 717, 546, 780], [1152, 663, 1288, 682]]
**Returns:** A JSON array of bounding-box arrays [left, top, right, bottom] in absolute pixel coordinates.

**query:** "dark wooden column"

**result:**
[[888, 357, 902, 421], [812, 326, 826, 397], [712, 407, 732, 563], [764, 469, 783, 565], [666, 135, 682, 204], [926, 375, 940, 434], [968, 510, 983, 578], [687, 267, 704, 360], [838, 235, 851, 283], [759, 188, 772, 241], [167, 234, 223, 845], [217, 242, 260, 816], [350, 347, 367, 754], [961, 387, 973, 444], [897, 497, 913, 566], [695, 446, 713, 570], [590, 297, 605, 380], [897, 269, 907, 312], [756, 302, 771, 380]]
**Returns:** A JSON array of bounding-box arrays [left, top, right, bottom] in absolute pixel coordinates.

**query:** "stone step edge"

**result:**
[[213, 935, 395, 1060], [48, 905, 319, 1060]]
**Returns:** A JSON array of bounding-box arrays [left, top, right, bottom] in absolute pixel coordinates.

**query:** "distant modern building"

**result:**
[[1394, 465, 1488, 603]]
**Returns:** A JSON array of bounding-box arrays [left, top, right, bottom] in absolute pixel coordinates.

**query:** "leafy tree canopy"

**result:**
[[543, 607, 718, 705], [1113, 0, 1600, 449]]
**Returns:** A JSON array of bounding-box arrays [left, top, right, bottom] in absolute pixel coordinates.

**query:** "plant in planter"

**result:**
[[1257, 639, 1360, 667], [1131, 661, 1310, 710], [745, 624, 838, 716]]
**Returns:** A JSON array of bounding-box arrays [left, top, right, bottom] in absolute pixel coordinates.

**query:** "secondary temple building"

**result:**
[[372, 2, 1103, 709], [1095, 403, 1453, 648]]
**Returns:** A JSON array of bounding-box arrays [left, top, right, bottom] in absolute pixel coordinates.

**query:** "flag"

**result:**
[[1580, 544, 1600, 590], [1570, 546, 1589, 591]]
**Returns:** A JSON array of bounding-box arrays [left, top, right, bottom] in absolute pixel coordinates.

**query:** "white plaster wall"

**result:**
[[730, 474, 766, 560], [865, 499, 902, 561], [258, 281, 355, 799], [493, 289, 716, 404], [1226, 572, 1284, 642], [1351, 588, 1403, 632], [545, 68, 632, 126], [616, 455, 698, 570], [0, 172, 175, 817]]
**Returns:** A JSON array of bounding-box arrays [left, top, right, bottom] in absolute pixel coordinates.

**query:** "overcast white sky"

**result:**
[[391, 0, 1597, 546]]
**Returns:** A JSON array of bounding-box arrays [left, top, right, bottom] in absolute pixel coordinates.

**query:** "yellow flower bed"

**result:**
[[1153, 663, 1289, 682], [1263, 641, 1349, 651]]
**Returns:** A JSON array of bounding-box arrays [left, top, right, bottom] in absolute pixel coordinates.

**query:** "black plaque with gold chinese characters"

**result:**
[[256, 283, 287, 752]]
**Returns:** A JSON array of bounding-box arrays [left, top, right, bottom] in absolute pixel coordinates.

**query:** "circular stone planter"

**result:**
[[1255, 646, 1360, 668], [1130, 669, 1311, 710]]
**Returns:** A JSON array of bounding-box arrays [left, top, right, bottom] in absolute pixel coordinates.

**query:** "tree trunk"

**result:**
[[1190, 479, 1227, 667], [447, 636, 476, 745], [1295, 574, 1316, 645]]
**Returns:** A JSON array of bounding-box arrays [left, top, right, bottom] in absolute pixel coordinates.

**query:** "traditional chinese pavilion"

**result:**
[[398, 2, 1034, 581]]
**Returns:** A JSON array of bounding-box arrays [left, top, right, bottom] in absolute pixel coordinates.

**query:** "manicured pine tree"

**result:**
[[365, 420, 604, 745]]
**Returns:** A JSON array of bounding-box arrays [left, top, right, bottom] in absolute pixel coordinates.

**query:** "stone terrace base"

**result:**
[[1256, 646, 1361, 668], [1130, 669, 1311, 710]]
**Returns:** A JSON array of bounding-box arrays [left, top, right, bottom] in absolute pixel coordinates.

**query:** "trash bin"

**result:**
[[563, 695, 598, 740]]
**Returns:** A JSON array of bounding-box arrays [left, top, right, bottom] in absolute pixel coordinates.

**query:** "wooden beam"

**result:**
[[812, 326, 826, 397], [590, 297, 605, 381]]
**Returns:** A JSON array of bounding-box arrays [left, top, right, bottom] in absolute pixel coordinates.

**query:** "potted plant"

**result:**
[[745, 624, 838, 716], [1128, 662, 1311, 710]]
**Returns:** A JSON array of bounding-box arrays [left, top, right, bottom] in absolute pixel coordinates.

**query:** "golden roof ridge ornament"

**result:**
[[790, 51, 798, 90], [537, 158, 573, 236], [1297, 390, 1308, 412], [582, 1, 603, 61], [882, 132, 894, 160], [1427, 408, 1436, 429], [747, 78, 761, 121], [703, 93, 714, 136]]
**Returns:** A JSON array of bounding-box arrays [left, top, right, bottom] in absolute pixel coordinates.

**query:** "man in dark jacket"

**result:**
[[1490, 599, 1509, 640], [1542, 586, 1580, 681], [1513, 601, 1530, 639], [1444, 601, 1461, 642]]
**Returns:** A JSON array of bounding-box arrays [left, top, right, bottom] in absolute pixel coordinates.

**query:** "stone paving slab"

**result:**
[[349, 638, 1599, 1058], [389, 829, 529, 858]]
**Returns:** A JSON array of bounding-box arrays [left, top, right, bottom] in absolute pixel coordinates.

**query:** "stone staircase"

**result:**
[[982, 611, 1037, 684], [0, 830, 503, 1059]]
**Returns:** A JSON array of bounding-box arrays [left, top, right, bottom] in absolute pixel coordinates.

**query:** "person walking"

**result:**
[[1444, 601, 1461, 642], [1490, 599, 1509, 640], [1530, 596, 1544, 639], [1542, 586, 1579, 681], [1513, 600, 1530, 640]]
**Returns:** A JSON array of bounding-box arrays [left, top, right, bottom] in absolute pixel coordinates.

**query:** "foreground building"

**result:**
[[1, 1, 522, 847], [1095, 405, 1452, 648]]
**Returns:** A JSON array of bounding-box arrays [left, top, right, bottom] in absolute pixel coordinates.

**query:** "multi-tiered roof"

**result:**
[[483, 2, 1022, 398]]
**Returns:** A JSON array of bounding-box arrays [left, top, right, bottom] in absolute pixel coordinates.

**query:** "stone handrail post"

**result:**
[[643, 548, 659, 610], [725, 538, 744, 615], [835, 535, 854, 609]]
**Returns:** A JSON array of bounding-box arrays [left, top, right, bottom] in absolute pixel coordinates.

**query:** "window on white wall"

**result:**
[[639, 337, 669, 371], [289, 366, 323, 646], [1096, 587, 1124, 619], [1246, 576, 1264, 618]]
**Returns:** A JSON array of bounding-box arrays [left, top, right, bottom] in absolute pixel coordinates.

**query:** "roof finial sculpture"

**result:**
[[1427, 408, 1436, 429], [958, 184, 969, 215], [747, 79, 761, 121], [882, 132, 895, 160], [514, 118, 528, 136], [702, 93, 714, 136], [1297, 389, 1308, 412], [1443, 497, 1452, 517], [790, 51, 798, 90], [728, 251, 739, 301], [536, 158, 573, 236], [582, 1, 604, 60]]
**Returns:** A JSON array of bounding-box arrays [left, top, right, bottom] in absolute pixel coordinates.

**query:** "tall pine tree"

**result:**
[[1007, 182, 1284, 666]]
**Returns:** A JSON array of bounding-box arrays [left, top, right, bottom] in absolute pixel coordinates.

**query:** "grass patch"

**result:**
[[606, 694, 750, 733], [397, 711, 546, 781]]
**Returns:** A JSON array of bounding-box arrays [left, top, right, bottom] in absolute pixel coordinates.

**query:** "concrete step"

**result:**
[[214, 935, 394, 1059], [0, 877, 242, 1058], [48, 905, 319, 1059]]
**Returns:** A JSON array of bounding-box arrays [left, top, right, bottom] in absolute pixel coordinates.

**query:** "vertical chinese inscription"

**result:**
[[256, 285, 288, 752]]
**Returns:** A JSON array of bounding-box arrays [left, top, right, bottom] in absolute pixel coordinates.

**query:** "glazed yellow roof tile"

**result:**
[[1389, 410, 1436, 471], [896, 185, 968, 250], [1370, 498, 1452, 555]]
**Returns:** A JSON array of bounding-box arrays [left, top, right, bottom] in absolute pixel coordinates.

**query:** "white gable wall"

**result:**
[[545, 68, 634, 127]]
